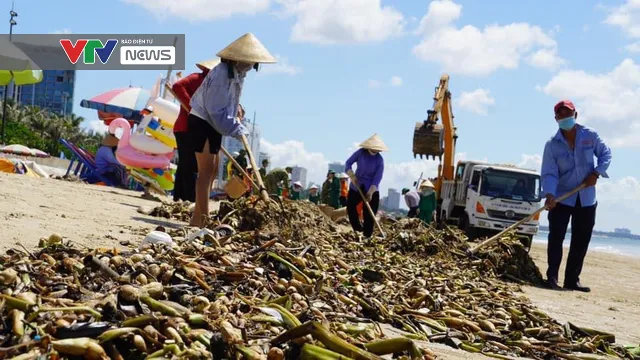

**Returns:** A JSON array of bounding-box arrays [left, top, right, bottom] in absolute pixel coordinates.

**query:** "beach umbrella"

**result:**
[[80, 87, 151, 122], [32, 148, 49, 158], [0, 37, 40, 71], [0, 70, 43, 86], [0, 144, 35, 156]]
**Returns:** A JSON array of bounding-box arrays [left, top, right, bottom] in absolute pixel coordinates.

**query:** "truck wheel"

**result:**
[[459, 214, 476, 240]]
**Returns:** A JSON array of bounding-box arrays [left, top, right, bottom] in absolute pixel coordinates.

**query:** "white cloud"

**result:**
[[626, 41, 640, 52], [82, 119, 107, 134], [368, 80, 382, 89], [258, 55, 301, 76], [390, 76, 402, 87], [604, 0, 640, 38], [457, 88, 495, 116], [517, 154, 542, 172], [51, 29, 72, 34], [121, 0, 271, 21], [276, 0, 405, 44], [415, 0, 461, 35], [412, 0, 565, 76], [527, 48, 567, 70], [541, 58, 640, 147], [260, 139, 330, 187], [590, 176, 640, 233]]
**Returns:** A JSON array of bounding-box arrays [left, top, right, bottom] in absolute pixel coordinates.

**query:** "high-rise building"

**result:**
[[387, 188, 401, 210], [328, 162, 345, 175], [0, 70, 76, 115], [215, 117, 261, 187], [290, 166, 308, 188]]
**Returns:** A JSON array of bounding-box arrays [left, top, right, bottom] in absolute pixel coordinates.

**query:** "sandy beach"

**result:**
[[1, 172, 638, 358]]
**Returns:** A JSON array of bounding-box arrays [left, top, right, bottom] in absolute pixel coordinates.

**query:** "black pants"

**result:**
[[339, 196, 347, 207], [547, 196, 597, 286], [346, 187, 380, 238], [173, 132, 197, 202], [408, 207, 418, 218]]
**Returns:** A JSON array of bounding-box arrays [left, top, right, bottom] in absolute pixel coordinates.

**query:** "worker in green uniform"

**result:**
[[308, 185, 320, 204], [259, 159, 269, 179], [418, 179, 437, 225], [322, 170, 341, 208], [290, 181, 302, 200]]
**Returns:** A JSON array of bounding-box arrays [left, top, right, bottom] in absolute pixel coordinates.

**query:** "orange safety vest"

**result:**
[[282, 187, 289, 199], [357, 202, 363, 221], [340, 181, 348, 197]]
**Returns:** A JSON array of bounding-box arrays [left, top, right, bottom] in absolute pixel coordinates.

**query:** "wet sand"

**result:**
[[0, 172, 638, 358]]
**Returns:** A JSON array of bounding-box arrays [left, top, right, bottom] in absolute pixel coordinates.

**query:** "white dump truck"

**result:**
[[439, 161, 542, 244]]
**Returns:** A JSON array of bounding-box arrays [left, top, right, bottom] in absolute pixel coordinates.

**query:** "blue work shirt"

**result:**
[[189, 62, 248, 138], [345, 148, 384, 193], [541, 124, 612, 207]]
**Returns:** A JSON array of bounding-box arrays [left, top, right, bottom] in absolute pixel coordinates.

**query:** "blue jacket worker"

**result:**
[[541, 100, 612, 293]]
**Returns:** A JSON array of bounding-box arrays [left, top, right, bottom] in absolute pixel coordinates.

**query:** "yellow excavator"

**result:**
[[413, 75, 542, 243], [412, 74, 457, 202]]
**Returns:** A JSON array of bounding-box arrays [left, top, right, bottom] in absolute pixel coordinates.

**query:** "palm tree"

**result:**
[[64, 113, 85, 128], [25, 108, 49, 139], [0, 99, 23, 124], [3, 100, 108, 156], [45, 114, 69, 154]]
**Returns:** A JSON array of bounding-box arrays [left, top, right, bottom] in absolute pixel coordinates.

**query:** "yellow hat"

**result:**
[[420, 179, 435, 189], [216, 33, 277, 64], [359, 133, 389, 152], [196, 57, 221, 71]]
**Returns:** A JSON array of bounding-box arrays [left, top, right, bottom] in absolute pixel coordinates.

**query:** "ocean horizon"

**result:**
[[533, 231, 640, 258]]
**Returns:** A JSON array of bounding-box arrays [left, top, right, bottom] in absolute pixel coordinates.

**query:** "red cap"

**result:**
[[554, 100, 575, 113]]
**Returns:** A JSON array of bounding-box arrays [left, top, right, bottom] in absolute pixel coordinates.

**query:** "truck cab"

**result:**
[[439, 161, 541, 243]]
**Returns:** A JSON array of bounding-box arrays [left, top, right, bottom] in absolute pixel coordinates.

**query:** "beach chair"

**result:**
[[59, 139, 116, 186]]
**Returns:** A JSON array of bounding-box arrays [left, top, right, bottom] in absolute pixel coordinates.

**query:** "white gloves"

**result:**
[[367, 185, 377, 201]]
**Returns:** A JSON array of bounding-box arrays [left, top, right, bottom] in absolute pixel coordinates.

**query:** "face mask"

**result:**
[[368, 150, 378, 156], [422, 189, 433, 195], [235, 62, 253, 74], [557, 116, 576, 130]]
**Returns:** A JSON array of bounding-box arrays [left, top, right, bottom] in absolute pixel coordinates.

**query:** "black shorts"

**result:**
[[187, 113, 222, 154]]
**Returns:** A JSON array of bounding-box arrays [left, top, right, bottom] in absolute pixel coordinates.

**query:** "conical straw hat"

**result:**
[[420, 179, 435, 189], [196, 57, 221, 71], [216, 33, 277, 64], [359, 133, 389, 152]]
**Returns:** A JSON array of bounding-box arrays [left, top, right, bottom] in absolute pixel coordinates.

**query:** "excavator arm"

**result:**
[[412, 74, 457, 197]]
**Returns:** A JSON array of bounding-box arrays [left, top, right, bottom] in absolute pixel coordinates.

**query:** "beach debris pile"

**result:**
[[146, 201, 194, 223], [0, 199, 636, 359]]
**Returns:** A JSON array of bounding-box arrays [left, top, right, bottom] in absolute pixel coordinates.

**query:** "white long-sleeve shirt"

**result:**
[[404, 191, 420, 208]]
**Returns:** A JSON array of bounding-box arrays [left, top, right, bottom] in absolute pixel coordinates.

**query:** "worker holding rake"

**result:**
[[345, 134, 387, 238], [541, 100, 611, 292], [186, 33, 276, 227]]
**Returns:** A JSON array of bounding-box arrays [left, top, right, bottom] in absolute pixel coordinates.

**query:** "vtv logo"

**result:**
[[60, 39, 118, 64]]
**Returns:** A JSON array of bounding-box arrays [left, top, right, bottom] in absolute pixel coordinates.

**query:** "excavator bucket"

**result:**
[[413, 121, 444, 160]]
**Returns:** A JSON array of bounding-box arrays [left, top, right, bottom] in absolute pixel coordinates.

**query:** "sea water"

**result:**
[[533, 231, 640, 257]]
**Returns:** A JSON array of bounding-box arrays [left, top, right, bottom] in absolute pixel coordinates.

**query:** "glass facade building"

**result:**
[[0, 70, 76, 115]]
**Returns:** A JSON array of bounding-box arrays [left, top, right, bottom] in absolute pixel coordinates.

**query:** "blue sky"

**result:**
[[10, 0, 640, 232]]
